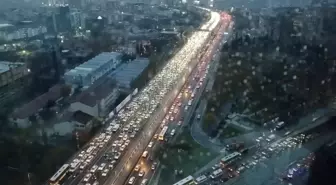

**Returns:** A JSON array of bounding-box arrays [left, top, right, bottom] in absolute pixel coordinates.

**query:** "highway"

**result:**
[[48, 6, 223, 185], [186, 121, 335, 185], [122, 12, 232, 185]]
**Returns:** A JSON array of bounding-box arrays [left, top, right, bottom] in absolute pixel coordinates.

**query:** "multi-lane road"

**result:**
[[48, 7, 223, 185], [122, 12, 232, 185]]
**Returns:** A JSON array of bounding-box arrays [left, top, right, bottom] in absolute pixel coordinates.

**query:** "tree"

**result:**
[[60, 85, 71, 98], [202, 113, 217, 133]]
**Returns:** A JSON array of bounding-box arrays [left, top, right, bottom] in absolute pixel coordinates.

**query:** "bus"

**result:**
[[69, 159, 81, 173], [173, 175, 195, 185], [49, 164, 70, 185], [220, 152, 241, 165], [210, 169, 223, 179], [159, 126, 168, 141], [195, 175, 207, 184]]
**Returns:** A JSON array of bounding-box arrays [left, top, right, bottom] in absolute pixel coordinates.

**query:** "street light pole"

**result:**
[[27, 172, 32, 185]]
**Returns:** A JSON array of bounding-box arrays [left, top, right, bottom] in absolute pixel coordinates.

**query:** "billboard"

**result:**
[[132, 88, 138, 96], [115, 94, 132, 113]]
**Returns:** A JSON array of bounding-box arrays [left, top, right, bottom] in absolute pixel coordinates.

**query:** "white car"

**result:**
[[170, 129, 176, 136], [140, 179, 148, 185], [114, 153, 121, 160], [139, 170, 145, 177], [148, 142, 154, 148], [102, 168, 109, 176], [142, 151, 148, 158], [134, 164, 141, 172], [128, 176, 136, 184]]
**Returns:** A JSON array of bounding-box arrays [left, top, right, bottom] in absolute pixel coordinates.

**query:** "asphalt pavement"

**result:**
[[228, 132, 334, 185], [122, 13, 231, 185]]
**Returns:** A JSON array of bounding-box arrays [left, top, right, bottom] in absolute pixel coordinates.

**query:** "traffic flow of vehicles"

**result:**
[[124, 8, 228, 185], [122, 7, 225, 185], [48, 7, 222, 185]]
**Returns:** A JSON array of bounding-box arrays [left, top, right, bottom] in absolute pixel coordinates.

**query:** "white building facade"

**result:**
[[64, 52, 122, 88]]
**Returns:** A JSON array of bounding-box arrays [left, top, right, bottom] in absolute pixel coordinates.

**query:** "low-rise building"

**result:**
[[72, 111, 93, 131], [0, 61, 31, 105], [64, 52, 122, 88], [111, 58, 149, 91], [10, 84, 63, 128], [70, 79, 119, 117]]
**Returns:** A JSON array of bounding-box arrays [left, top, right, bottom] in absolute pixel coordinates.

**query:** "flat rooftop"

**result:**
[[111, 58, 149, 87], [0, 61, 24, 74]]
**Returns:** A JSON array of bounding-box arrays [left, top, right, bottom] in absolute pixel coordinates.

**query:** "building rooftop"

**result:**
[[0, 23, 14, 29], [12, 84, 63, 119], [0, 61, 25, 74], [111, 58, 149, 88], [74, 78, 117, 107], [73, 111, 93, 125], [65, 52, 122, 78]]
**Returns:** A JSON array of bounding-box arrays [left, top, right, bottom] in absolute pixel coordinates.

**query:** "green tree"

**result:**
[[202, 113, 217, 132]]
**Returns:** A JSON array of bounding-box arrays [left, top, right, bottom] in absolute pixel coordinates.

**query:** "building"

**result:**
[[72, 111, 93, 131], [0, 23, 47, 41], [70, 79, 119, 117], [10, 84, 63, 128], [307, 139, 336, 185], [64, 52, 122, 88], [111, 58, 149, 91], [57, 5, 72, 32], [0, 61, 31, 106], [70, 11, 82, 30]]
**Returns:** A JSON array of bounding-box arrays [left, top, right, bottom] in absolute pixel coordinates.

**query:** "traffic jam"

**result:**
[[49, 9, 222, 185], [124, 12, 231, 185]]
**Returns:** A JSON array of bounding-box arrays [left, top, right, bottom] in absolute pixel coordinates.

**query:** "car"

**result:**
[[148, 142, 154, 148], [170, 129, 176, 136], [139, 170, 145, 177], [128, 176, 136, 184], [141, 179, 148, 185], [102, 168, 109, 176], [178, 121, 182, 125], [134, 165, 141, 172], [114, 153, 121, 160], [153, 134, 158, 139], [151, 162, 157, 170], [142, 151, 148, 158]]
